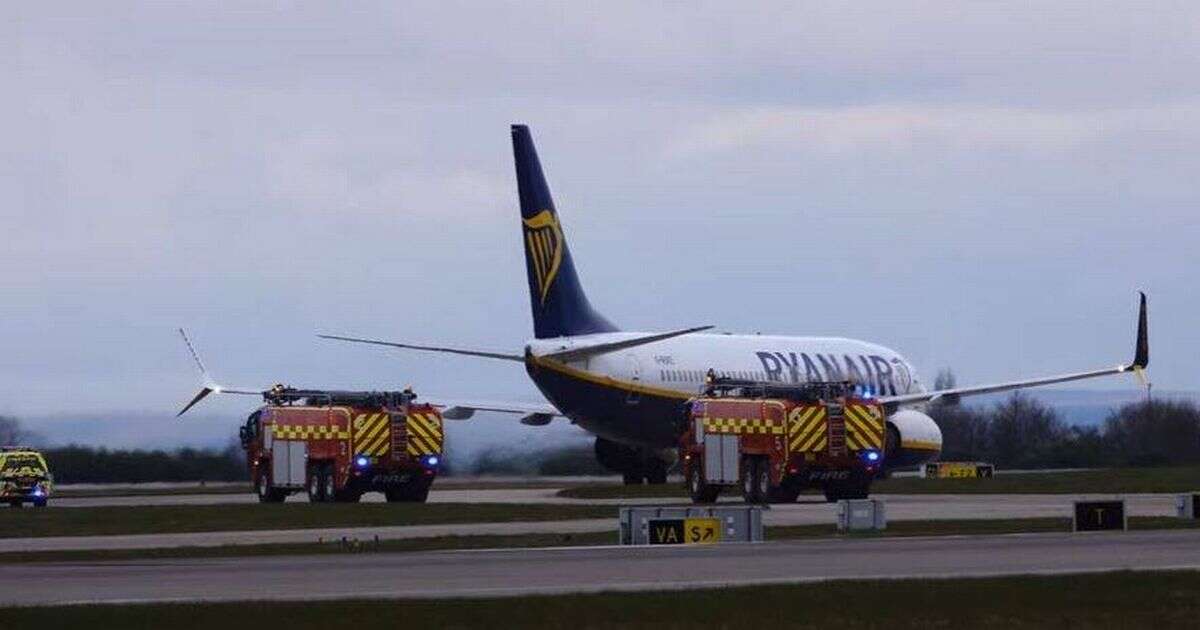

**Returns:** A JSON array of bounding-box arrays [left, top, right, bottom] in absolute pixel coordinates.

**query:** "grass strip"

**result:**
[[2, 516, 1193, 564], [0, 503, 613, 538], [557, 465, 1200, 499], [1, 570, 1198, 628], [52, 478, 598, 499], [54, 485, 249, 498]]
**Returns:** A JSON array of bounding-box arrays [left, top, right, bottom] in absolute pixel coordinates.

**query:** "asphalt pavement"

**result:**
[[3, 529, 1198, 605]]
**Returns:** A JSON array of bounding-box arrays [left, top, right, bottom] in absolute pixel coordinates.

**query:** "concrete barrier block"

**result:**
[[837, 499, 886, 532]]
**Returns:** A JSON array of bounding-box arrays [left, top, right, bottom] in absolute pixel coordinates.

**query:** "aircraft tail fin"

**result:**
[[512, 124, 618, 339]]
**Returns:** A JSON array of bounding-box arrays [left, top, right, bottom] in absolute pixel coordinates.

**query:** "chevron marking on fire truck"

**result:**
[[789, 405, 828, 453], [406, 412, 443, 456], [703, 417, 785, 435], [354, 413, 392, 457], [844, 403, 884, 450]]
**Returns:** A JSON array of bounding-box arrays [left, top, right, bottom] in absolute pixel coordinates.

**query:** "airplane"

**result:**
[[321, 124, 1150, 487]]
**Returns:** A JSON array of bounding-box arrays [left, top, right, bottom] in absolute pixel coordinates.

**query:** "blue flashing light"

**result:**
[[31, 488, 45, 497], [865, 451, 880, 463], [424, 455, 440, 467], [355, 456, 370, 468]]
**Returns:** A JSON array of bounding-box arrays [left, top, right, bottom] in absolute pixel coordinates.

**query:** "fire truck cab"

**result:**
[[240, 387, 444, 503], [679, 375, 886, 504]]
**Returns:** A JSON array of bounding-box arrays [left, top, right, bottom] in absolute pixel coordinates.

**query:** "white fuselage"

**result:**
[[529, 332, 925, 398]]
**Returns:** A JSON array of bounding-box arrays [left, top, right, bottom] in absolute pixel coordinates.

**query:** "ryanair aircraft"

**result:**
[[322, 125, 1150, 484]]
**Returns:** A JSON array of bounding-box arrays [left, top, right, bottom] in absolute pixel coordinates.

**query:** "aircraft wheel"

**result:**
[[645, 459, 668, 485]]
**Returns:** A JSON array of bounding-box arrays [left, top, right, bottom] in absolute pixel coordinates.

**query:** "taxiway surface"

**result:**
[[3, 529, 1198, 606]]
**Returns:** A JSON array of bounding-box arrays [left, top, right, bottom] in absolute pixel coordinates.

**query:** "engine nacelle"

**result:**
[[885, 409, 943, 468]]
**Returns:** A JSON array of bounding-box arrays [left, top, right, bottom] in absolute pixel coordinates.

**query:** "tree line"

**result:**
[[2, 416, 246, 483], [930, 393, 1200, 469]]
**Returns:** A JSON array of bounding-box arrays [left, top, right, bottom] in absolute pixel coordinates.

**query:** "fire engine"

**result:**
[[678, 374, 886, 504], [0, 447, 53, 508], [174, 330, 444, 504], [238, 386, 444, 503]]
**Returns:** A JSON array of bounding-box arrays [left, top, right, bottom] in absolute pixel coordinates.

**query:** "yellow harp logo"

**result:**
[[523, 210, 563, 305]]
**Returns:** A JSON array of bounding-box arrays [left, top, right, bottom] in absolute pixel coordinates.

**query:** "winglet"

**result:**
[[177, 387, 215, 417], [179, 328, 214, 386], [177, 328, 215, 417], [1132, 291, 1149, 370]]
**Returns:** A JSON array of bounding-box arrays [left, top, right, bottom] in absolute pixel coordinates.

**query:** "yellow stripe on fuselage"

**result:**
[[529, 355, 692, 401]]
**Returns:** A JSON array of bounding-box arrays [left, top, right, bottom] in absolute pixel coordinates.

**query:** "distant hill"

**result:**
[[21, 410, 239, 450]]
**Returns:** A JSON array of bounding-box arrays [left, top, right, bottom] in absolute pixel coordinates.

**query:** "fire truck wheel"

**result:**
[[687, 465, 719, 504], [335, 490, 362, 503], [768, 479, 801, 503], [385, 478, 431, 503], [256, 473, 286, 503], [751, 459, 770, 503], [306, 466, 326, 503], [741, 457, 769, 504], [321, 465, 336, 502], [622, 473, 643, 486], [8, 500, 22, 509]]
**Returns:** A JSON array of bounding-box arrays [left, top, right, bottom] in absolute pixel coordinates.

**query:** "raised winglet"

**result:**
[[1131, 291, 1148, 369], [176, 329, 262, 417]]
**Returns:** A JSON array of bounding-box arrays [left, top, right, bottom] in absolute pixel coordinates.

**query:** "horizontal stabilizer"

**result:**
[[439, 400, 562, 421]]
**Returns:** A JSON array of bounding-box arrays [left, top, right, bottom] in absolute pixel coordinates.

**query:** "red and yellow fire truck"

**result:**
[[238, 386, 444, 503], [679, 376, 886, 504]]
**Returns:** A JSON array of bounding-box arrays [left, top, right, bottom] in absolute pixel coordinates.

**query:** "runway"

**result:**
[[3, 529, 1198, 606], [0, 492, 1181, 552]]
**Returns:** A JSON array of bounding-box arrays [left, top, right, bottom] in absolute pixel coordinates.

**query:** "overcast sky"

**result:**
[[5, 2, 1197, 448]]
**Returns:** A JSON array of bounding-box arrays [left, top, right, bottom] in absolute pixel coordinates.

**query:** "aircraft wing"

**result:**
[[433, 400, 563, 426], [879, 292, 1149, 408], [318, 326, 712, 363]]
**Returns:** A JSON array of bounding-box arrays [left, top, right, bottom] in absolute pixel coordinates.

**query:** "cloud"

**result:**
[[3, 2, 1198, 445], [664, 101, 1200, 160]]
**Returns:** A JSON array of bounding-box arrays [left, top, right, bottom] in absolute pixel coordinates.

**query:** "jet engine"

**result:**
[[884, 408, 943, 468]]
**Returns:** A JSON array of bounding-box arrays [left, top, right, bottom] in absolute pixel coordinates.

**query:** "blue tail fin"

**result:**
[[512, 125, 618, 339]]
